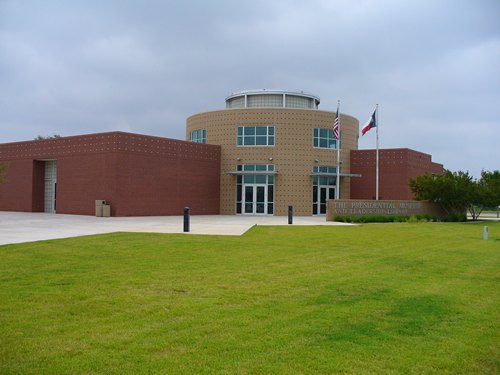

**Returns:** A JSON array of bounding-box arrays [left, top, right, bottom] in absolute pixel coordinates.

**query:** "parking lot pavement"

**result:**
[[0, 211, 353, 245]]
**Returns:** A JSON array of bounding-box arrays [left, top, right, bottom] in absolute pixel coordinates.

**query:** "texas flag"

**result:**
[[361, 109, 377, 136]]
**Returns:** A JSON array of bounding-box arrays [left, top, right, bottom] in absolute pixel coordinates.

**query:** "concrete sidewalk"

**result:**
[[0, 211, 353, 245]]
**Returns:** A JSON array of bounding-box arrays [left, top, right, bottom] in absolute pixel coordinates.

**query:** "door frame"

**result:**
[[314, 184, 336, 215], [242, 183, 268, 215]]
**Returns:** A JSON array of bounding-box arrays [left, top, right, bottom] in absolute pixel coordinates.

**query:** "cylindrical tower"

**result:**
[[186, 89, 359, 216]]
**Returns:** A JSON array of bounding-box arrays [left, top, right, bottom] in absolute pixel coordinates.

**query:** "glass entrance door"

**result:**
[[313, 185, 335, 215], [235, 164, 275, 215], [243, 184, 268, 215]]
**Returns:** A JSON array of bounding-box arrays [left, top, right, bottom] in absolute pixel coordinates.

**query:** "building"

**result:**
[[0, 132, 220, 216], [0, 89, 443, 216], [187, 90, 360, 216], [350, 148, 444, 200]]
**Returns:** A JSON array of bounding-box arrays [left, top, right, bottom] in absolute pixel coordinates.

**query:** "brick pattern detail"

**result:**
[[350, 148, 444, 200], [0, 132, 221, 216], [0, 132, 219, 161]]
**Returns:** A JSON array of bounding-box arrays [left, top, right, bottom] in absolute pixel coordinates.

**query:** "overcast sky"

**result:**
[[1, 0, 498, 177]]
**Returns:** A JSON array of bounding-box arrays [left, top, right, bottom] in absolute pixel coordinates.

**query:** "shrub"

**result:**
[[333, 215, 437, 223], [442, 213, 467, 222]]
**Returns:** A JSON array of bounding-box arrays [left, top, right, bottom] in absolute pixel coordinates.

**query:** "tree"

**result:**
[[468, 180, 486, 220], [409, 169, 500, 221], [466, 170, 500, 220], [480, 170, 500, 208], [409, 170, 474, 221], [35, 135, 61, 140]]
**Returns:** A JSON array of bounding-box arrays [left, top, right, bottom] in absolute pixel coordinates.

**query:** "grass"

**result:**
[[0, 222, 499, 374]]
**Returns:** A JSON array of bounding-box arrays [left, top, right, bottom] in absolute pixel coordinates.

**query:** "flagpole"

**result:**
[[375, 104, 379, 200], [336, 100, 340, 200]]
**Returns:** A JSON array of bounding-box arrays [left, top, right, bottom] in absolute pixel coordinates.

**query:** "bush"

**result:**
[[393, 216, 408, 222], [413, 214, 436, 223], [442, 213, 467, 222], [333, 215, 437, 223]]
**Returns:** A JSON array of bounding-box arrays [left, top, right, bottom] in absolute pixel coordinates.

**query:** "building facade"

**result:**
[[186, 90, 360, 216], [350, 148, 444, 200], [0, 132, 221, 216], [0, 89, 444, 217]]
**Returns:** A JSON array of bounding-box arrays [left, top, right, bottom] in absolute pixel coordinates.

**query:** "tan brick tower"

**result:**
[[187, 90, 360, 216]]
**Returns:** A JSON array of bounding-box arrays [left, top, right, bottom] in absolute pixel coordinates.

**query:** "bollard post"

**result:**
[[183, 207, 190, 233], [483, 226, 488, 240], [288, 205, 293, 225]]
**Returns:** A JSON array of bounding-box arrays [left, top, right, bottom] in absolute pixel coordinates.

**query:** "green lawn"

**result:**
[[1, 222, 499, 374]]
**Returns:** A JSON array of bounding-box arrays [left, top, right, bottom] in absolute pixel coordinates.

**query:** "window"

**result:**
[[247, 94, 283, 108], [285, 95, 313, 109], [237, 126, 275, 146], [313, 165, 338, 185], [226, 96, 245, 108], [190, 129, 206, 143], [313, 128, 339, 149]]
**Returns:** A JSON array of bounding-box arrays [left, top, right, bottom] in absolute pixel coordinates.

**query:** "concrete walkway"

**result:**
[[0, 211, 353, 245]]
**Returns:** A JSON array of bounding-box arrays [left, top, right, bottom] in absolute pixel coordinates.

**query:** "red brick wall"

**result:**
[[431, 162, 444, 174], [0, 132, 220, 216], [350, 148, 444, 200], [55, 153, 113, 215], [110, 151, 219, 216], [0, 159, 35, 212]]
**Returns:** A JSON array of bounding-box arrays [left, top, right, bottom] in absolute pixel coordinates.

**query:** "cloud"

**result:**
[[0, 0, 498, 177]]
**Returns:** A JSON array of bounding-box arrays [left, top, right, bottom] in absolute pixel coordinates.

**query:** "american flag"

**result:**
[[333, 107, 340, 140]]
